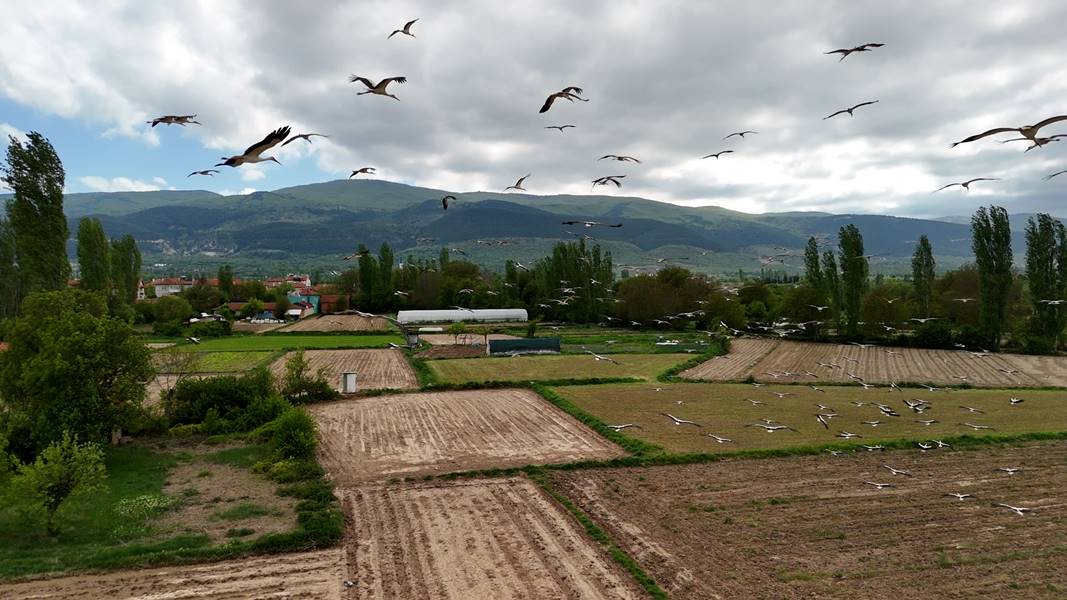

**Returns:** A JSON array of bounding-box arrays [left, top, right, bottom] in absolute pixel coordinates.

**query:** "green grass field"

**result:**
[[429, 353, 690, 384], [193, 351, 276, 372], [552, 382, 1067, 453], [187, 334, 403, 352]]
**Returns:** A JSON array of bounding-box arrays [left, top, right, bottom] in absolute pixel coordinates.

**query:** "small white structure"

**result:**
[[341, 372, 358, 393], [397, 309, 528, 324]]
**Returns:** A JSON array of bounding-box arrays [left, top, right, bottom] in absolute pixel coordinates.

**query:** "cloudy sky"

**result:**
[[1, 1, 1065, 217]]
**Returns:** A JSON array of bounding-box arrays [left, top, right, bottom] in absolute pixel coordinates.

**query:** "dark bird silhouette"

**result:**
[[349, 76, 407, 100], [600, 154, 641, 163], [216, 126, 290, 167], [823, 100, 879, 120], [187, 169, 219, 177], [350, 167, 375, 178], [282, 132, 328, 146], [951, 115, 1067, 147], [1044, 168, 1067, 181], [441, 195, 456, 210], [545, 125, 576, 132], [933, 178, 998, 192], [539, 87, 588, 113], [148, 114, 200, 127], [825, 43, 885, 61], [724, 131, 757, 140], [388, 18, 418, 39], [592, 175, 625, 188], [702, 150, 734, 159]]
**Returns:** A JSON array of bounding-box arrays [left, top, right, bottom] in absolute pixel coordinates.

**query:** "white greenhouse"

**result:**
[[396, 309, 528, 324]]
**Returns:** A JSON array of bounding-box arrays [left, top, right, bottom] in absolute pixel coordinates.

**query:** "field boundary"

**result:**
[[530, 472, 668, 600], [656, 337, 728, 382], [531, 384, 664, 456]]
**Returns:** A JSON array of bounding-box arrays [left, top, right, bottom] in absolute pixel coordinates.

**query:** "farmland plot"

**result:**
[[0, 549, 344, 599], [680, 338, 778, 380], [553, 442, 1067, 599], [270, 349, 417, 391], [429, 353, 689, 384], [309, 389, 624, 484], [277, 314, 391, 332], [343, 479, 642, 599]]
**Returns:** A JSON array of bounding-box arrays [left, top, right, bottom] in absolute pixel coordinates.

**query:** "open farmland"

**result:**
[[418, 332, 518, 346], [344, 479, 642, 599], [683, 339, 1067, 387], [277, 314, 391, 332], [0, 549, 344, 599], [269, 349, 417, 391], [189, 333, 403, 352], [309, 389, 624, 484], [429, 353, 688, 383], [680, 337, 778, 380], [552, 442, 1067, 599], [554, 382, 1067, 453]]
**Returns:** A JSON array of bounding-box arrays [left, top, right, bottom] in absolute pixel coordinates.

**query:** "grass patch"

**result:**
[[213, 502, 279, 521], [188, 334, 403, 352], [429, 353, 692, 385], [207, 444, 271, 469], [532, 384, 664, 457], [193, 351, 278, 373], [226, 527, 256, 538]]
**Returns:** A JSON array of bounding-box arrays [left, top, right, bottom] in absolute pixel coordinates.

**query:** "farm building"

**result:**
[[397, 308, 528, 324]]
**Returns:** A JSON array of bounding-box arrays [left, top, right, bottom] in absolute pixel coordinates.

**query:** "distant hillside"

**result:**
[[18, 178, 1054, 275]]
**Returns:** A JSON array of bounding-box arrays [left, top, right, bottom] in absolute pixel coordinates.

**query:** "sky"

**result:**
[[1, 1, 1066, 218]]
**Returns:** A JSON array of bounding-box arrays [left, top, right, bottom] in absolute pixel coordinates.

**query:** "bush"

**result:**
[[154, 295, 194, 323], [525, 320, 538, 338], [10, 432, 107, 535], [164, 369, 275, 427], [954, 324, 986, 350], [152, 320, 185, 337], [234, 394, 291, 432], [912, 320, 954, 349], [268, 407, 317, 461], [190, 320, 231, 338], [280, 350, 337, 404]]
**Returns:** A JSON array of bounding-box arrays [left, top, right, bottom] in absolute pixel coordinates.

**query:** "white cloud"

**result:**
[[0, 122, 27, 146], [239, 166, 266, 181], [77, 175, 161, 192], [218, 187, 257, 196]]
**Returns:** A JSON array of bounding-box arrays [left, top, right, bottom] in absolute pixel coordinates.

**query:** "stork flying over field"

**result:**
[[663, 413, 701, 427], [350, 167, 375, 177], [592, 175, 625, 188], [539, 87, 588, 113], [147, 114, 200, 127], [282, 132, 328, 146], [823, 100, 879, 120], [504, 174, 530, 191], [349, 76, 407, 100], [585, 350, 620, 364], [216, 126, 290, 167], [951, 115, 1067, 147], [824, 43, 884, 61], [388, 18, 418, 39], [561, 220, 623, 228]]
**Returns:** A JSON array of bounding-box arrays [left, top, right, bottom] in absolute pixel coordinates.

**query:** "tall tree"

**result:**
[[1024, 214, 1067, 347], [803, 236, 823, 290], [971, 206, 1014, 350], [821, 250, 841, 328], [217, 264, 234, 300], [109, 235, 141, 305], [375, 243, 395, 309], [1, 132, 70, 296], [356, 244, 376, 309], [911, 234, 936, 317], [838, 224, 869, 337], [0, 218, 19, 317], [76, 218, 111, 294]]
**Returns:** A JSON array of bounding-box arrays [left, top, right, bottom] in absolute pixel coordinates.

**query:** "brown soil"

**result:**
[[278, 314, 390, 333], [415, 345, 485, 359], [342, 478, 643, 599], [309, 389, 625, 484], [159, 459, 297, 544], [0, 549, 344, 599], [232, 321, 288, 334], [684, 339, 1067, 387], [270, 349, 417, 391], [681, 338, 779, 380], [553, 442, 1067, 599], [418, 333, 519, 346]]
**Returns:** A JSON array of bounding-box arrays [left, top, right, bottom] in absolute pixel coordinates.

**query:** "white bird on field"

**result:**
[[216, 126, 290, 167], [585, 350, 621, 365], [993, 503, 1032, 516], [837, 431, 861, 439], [883, 464, 911, 476], [996, 467, 1021, 475], [707, 434, 732, 443], [746, 423, 796, 432], [864, 481, 893, 489], [349, 75, 408, 100], [607, 423, 641, 431], [960, 422, 994, 431], [663, 413, 701, 427], [945, 493, 973, 501]]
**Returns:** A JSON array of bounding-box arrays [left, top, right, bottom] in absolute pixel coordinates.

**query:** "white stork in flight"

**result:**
[[388, 18, 418, 39], [592, 175, 626, 188], [349, 76, 408, 100], [350, 167, 376, 178], [823, 100, 879, 120], [282, 132, 328, 146], [147, 114, 200, 127], [187, 169, 218, 177], [216, 126, 290, 167], [952, 115, 1067, 148], [505, 174, 530, 191], [824, 43, 884, 61], [539, 87, 588, 113], [933, 178, 998, 192]]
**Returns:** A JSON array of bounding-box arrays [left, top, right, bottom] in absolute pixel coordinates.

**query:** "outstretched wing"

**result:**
[[852, 100, 879, 110], [823, 109, 847, 120], [933, 183, 959, 192], [243, 126, 291, 157], [381, 76, 407, 86], [1032, 114, 1067, 131], [539, 93, 559, 113], [951, 127, 1017, 147], [348, 75, 375, 88], [516, 174, 530, 187], [404, 18, 418, 32], [560, 86, 583, 95]]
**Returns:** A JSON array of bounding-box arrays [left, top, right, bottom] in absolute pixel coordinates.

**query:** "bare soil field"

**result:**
[[278, 314, 391, 333], [0, 548, 344, 599], [419, 332, 519, 346], [309, 389, 624, 484], [270, 349, 417, 391], [684, 339, 1067, 387], [681, 338, 778, 380], [343, 478, 642, 599], [555, 382, 1067, 453], [553, 442, 1067, 599], [416, 344, 485, 359], [232, 321, 287, 334]]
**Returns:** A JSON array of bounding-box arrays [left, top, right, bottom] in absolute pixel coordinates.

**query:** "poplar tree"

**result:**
[[77, 218, 111, 293], [838, 224, 869, 337], [1024, 214, 1067, 347], [803, 236, 823, 290], [911, 235, 936, 317], [971, 206, 1014, 350], [109, 235, 141, 305]]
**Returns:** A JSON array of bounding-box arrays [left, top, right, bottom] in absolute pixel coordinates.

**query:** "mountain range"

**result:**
[[5, 180, 1060, 277]]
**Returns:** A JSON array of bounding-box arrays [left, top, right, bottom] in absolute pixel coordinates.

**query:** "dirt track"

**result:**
[[0, 549, 344, 599], [343, 479, 642, 599], [684, 339, 1067, 387], [270, 349, 417, 391], [309, 389, 624, 484], [279, 314, 391, 332], [554, 442, 1067, 599]]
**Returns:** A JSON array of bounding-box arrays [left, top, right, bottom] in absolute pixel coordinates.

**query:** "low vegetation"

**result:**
[[428, 353, 692, 384]]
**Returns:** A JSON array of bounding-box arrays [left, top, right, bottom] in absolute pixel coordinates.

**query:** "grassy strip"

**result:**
[[530, 471, 668, 600], [531, 384, 664, 456], [407, 353, 440, 388], [656, 337, 727, 382]]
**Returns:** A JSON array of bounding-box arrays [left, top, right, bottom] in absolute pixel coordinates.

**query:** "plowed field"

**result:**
[[682, 339, 1067, 387], [310, 389, 624, 484], [343, 478, 642, 599], [0, 549, 344, 599], [279, 314, 391, 332], [553, 442, 1067, 599], [270, 349, 417, 391]]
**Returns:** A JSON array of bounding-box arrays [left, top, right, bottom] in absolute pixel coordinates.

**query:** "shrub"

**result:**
[[154, 295, 194, 323], [10, 432, 107, 535], [268, 407, 318, 461], [525, 320, 538, 338], [234, 394, 291, 432], [912, 320, 954, 349], [280, 350, 337, 404], [152, 320, 184, 337], [164, 369, 275, 426], [189, 320, 231, 338]]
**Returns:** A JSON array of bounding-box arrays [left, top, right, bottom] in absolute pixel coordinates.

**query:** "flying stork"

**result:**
[[824, 43, 885, 61], [702, 150, 733, 159], [951, 115, 1067, 147], [187, 169, 219, 177], [349, 76, 408, 100], [215, 126, 290, 167], [282, 132, 328, 146], [599, 154, 641, 163], [388, 18, 418, 39], [441, 195, 456, 210], [723, 130, 757, 140], [505, 174, 530, 191], [350, 167, 376, 178], [147, 114, 200, 127], [545, 125, 576, 132], [539, 87, 588, 113], [592, 175, 626, 188], [933, 178, 998, 192], [823, 100, 879, 120]]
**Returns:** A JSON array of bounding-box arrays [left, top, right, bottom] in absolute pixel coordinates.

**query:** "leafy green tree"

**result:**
[[972, 206, 1014, 350], [821, 250, 841, 328], [0, 290, 152, 455], [1, 132, 70, 296], [778, 285, 829, 338], [275, 294, 292, 319], [0, 218, 19, 317], [10, 432, 106, 535], [181, 281, 222, 313], [376, 243, 395, 309], [357, 245, 376, 309], [803, 236, 823, 290], [838, 224, 869, 337], [911, 235, 935, 317], [240, 297, 265, 318], [1024, 214, 1067, 347], [236, 280, 268, 302], [529, 240, 614, 323], [109, 235, 141, 305], [154, 294, 194, 323], [280, 350, 337, 404], [77, 218, 111, 294], [217, 265, 234, 300]]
